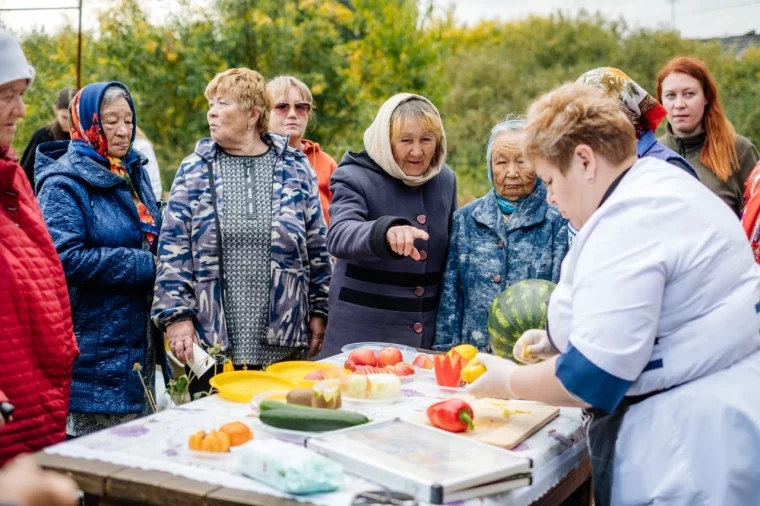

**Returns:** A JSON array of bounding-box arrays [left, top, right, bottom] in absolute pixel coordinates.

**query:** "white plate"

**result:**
[[250, 390, 291, 414], [413, 365, 434, 375], [436, 385, 467, 394], [166, 426, 243, 466], [342, 395, 402, 405], [254, 419, 327, 442], [398, 373, 415, 383]]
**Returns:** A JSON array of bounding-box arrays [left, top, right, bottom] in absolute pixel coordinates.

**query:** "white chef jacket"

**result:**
[[547, 156, 760, 504]]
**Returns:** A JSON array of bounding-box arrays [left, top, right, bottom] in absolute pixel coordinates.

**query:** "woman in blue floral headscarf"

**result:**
[[35, 82, 165, 437]]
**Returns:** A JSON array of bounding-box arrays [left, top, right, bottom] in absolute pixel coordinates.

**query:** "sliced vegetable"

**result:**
[[427, 399, 475, 433], [412, 354, 434, 370], [188, 429, 231, 452], [313, 379, 342, 409], [461, 359, 487, 384], [339, 374, 371, 399], [259, 406, 369, 432], [448, 344, 479, 362], [366, 374, 401, 399], [433, 350, 467, 387], [353, 365, 394, 375], [304, 368, 350, 381], [393, 362, 415, 377]]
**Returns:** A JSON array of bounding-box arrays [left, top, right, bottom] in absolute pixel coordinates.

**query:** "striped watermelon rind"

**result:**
[[487, 279, 556, 360]]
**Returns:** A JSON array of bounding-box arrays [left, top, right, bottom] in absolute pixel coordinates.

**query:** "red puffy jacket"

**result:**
[[0, 153, 78, 465]]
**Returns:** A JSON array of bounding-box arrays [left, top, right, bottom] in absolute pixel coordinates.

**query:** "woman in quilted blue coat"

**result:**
[[434, 118, 568, 353], [36, 82, 164, 437], [151, 68, 331, 396]]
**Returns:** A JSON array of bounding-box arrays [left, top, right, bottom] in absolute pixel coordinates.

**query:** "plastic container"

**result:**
[[209, 371, 297, 403], [265, 361, 343, 388]]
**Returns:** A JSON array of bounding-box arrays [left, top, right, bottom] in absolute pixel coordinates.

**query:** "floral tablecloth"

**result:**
[[46, 352, 588, 506]]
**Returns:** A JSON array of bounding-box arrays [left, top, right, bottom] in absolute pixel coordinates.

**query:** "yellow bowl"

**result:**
[[265, 361, 341, 388], [209, 371, 297, 403]]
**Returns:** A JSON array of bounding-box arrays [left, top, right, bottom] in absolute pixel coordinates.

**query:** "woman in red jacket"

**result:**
[[0, 29, 78, 465]]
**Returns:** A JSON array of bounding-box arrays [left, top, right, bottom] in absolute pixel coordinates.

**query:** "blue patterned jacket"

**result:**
[[151, 134, 331, 349], [434, 183, 568, 352], [36, 141, 165, 414]]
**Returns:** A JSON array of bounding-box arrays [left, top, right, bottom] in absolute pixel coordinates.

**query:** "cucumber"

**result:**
[[259, 406, 369, 432], [259, 400, 317, 412]]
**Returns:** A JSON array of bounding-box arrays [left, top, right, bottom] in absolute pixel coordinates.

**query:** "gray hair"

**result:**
[[101, 85, 129, 109], [486, 114, 525, 181]]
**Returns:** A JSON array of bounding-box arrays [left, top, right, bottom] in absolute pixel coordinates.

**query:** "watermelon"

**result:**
[[487, 279, 556, 360]]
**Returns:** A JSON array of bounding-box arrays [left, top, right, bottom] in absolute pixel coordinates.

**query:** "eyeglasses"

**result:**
[[273, 102, 311, 117]]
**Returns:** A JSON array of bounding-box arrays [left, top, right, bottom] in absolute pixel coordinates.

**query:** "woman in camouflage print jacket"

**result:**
[[152, 69, 331, 376]]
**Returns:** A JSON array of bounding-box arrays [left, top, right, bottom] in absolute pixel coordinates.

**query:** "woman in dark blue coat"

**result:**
[[321, 93, 457, 356], [434, 118, 568, 353], [35, 82, 163, 437]]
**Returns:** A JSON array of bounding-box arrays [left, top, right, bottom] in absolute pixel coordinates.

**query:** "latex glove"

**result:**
[[465, 353, 518, 400], [167, 319, 200, 364], [386, 225, 429, 260], [513, 329, 557, 365]]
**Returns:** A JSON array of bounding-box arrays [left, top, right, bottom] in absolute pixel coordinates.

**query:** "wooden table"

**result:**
[[35, 452, 591, 506]]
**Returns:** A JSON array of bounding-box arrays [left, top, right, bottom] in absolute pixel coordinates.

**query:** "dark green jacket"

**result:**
[[659, 125, 759, 217]]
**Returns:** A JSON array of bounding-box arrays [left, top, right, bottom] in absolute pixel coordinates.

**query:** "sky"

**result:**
[[0, 0, 759, 39]]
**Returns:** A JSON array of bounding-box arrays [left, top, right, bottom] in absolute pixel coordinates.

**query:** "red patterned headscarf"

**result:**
[[577, 67, 668, 139], [69, 83, 157, 245]]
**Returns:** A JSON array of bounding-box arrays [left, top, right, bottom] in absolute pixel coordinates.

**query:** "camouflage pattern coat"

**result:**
[[151, 134, 330, 349], [434, 183, 568, 352]]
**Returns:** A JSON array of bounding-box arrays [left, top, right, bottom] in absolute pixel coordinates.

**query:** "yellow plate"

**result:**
[[265, 361, 340, 388], [209, 371, 297, 403]]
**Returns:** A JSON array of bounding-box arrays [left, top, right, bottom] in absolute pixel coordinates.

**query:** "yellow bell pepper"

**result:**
[[461, 359, 487, 384], [448, 344, 478, 362]]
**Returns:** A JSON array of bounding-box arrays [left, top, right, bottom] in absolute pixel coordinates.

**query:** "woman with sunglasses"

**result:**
[[267, 76, 338, 224], [152, 68, 331, 397]]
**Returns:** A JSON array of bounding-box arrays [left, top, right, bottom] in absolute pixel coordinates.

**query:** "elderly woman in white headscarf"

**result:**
[[320, 93, 457, 356]]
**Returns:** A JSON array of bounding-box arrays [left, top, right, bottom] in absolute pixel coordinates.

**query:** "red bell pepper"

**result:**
[[433, 350, 467, 387], [427, 398, 475, 433]]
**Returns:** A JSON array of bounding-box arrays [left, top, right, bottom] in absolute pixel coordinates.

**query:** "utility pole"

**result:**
[[669, 0, 677, 31], [0, 2, 84, 89], [77, 0, 83, 89]]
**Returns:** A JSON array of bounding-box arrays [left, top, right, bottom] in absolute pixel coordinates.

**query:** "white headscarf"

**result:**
[[363, 93, 447, 187]]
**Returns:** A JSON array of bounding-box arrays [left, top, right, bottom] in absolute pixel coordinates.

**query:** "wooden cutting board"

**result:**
[[405, 395, 560, 450]]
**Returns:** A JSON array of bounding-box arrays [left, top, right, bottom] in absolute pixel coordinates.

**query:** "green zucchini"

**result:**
[[259, 400, 317, 412], [259, 406, 369, 432]]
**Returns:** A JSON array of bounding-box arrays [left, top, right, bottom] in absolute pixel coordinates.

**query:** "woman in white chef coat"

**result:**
[[467, 83, 760, 506]]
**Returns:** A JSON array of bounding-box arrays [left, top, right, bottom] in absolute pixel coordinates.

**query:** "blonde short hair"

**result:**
[[205, 68, 270, 135], [524, 83, 637, 173], [267, 75, 315, 120], [389, 99, 445, 168]]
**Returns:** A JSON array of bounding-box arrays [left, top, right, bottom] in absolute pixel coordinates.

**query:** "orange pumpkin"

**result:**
[[201, 430, 230, 452], [187, 429, 231, 452], [219, 421, 254, 447], [188, 430, 205, 451]]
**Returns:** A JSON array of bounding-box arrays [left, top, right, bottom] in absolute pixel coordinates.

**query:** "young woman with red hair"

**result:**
[[657, 56, 758, 217]]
